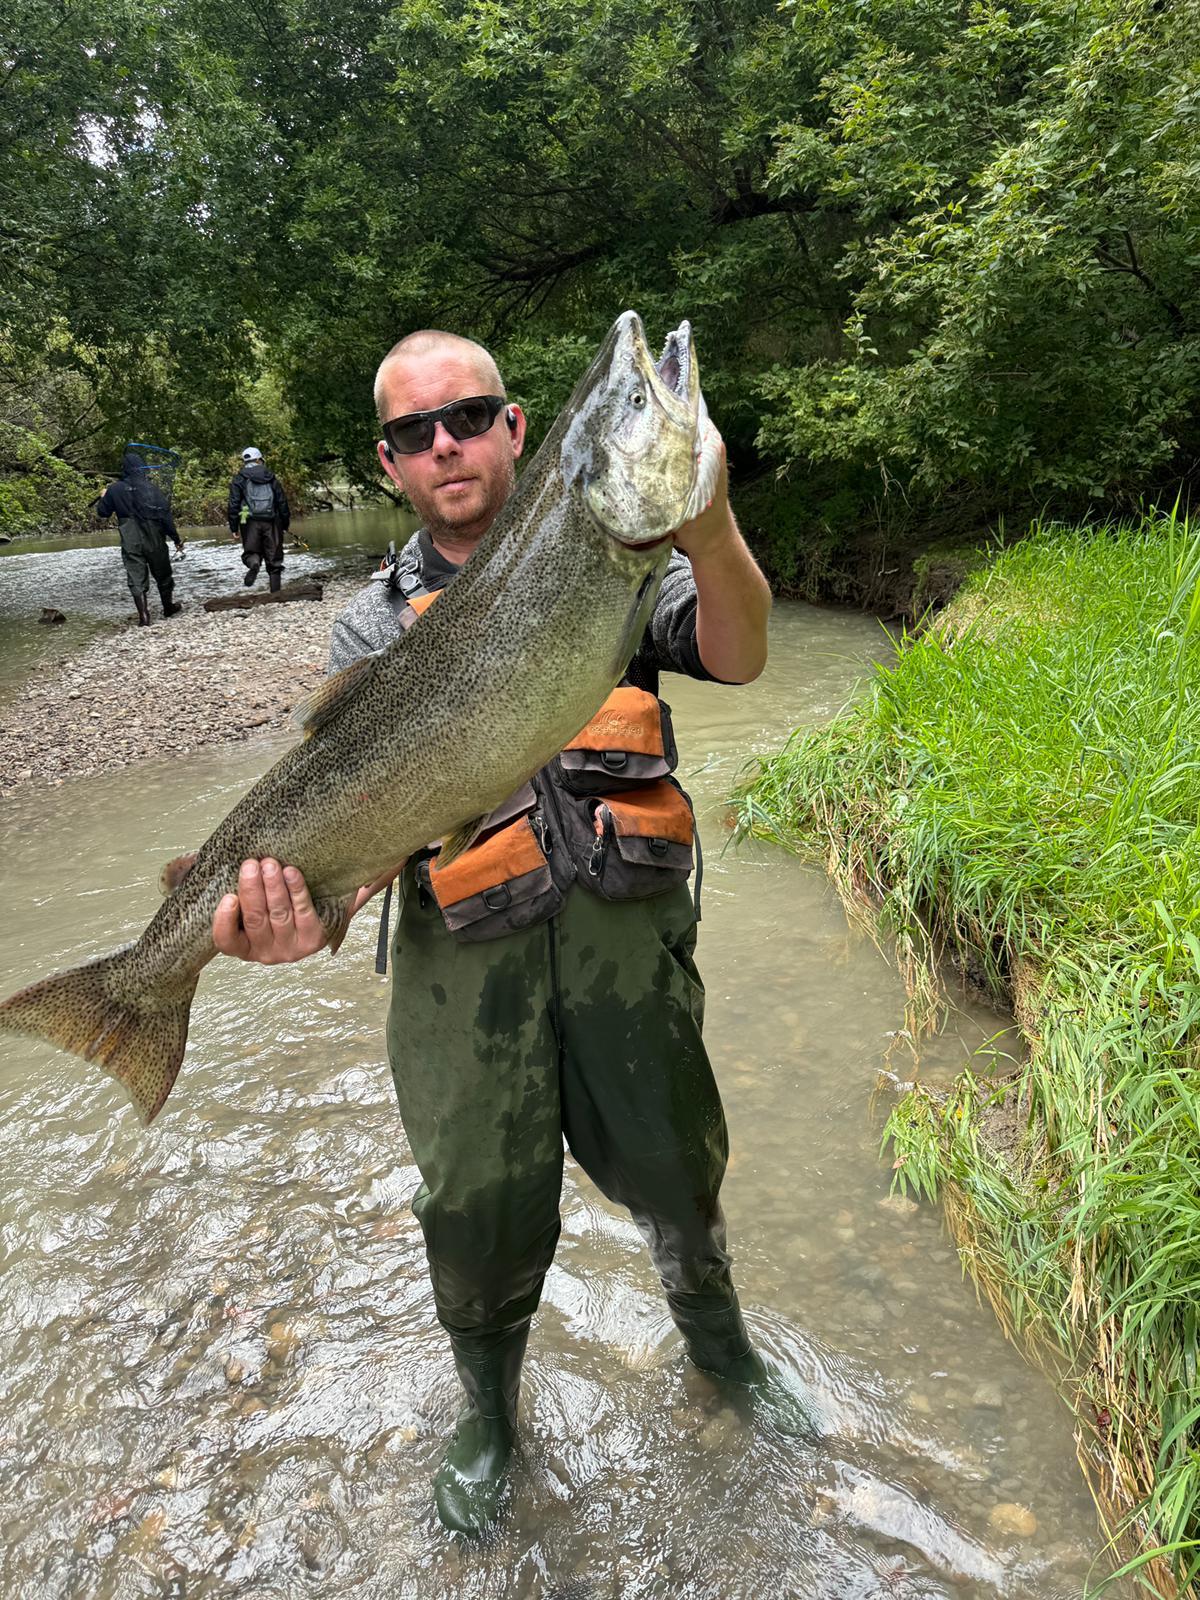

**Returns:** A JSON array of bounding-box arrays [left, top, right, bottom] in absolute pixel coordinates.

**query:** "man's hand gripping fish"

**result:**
[[0, 312, 721, 1123]]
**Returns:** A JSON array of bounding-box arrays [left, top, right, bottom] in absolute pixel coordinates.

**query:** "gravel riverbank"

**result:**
[[0, 578, 363, 797]]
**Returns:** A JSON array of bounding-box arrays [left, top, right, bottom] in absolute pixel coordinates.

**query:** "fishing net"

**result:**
[[125, 440, 180, 510]]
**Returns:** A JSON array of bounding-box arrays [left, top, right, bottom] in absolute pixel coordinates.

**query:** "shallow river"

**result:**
[[0, 508, 413, 705], [1, 514, 1112, 1598]]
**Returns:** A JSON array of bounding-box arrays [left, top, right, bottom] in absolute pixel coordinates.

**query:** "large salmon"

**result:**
[[0, 311, 720, 1123]]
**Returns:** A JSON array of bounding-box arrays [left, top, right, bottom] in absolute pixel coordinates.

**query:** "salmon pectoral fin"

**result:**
[[0, 948, 197, 1126], [436, 814, 489, 869], [315, 894, 357, 957]]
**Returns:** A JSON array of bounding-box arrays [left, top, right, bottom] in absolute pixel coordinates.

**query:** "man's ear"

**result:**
[[378, 438, 406, 487], [507, 404, 527, 459]]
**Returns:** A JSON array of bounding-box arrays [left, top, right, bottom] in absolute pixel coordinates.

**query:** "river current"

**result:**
[[0, 511, 1112, 1597]]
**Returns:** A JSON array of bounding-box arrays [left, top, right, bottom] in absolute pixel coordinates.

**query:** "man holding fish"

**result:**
[[2, 313, 782, 1536], [216, 322, 773, 1533]]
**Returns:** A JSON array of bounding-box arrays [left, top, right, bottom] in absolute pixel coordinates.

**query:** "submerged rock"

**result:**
[[988, 1501, 1038, 1537]]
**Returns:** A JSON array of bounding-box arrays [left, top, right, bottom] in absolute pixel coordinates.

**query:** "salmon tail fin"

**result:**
[[0, 947, 197, 1125]]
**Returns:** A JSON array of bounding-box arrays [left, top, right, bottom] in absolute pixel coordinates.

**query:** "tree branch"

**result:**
[[1095, 231, 1187, 336]]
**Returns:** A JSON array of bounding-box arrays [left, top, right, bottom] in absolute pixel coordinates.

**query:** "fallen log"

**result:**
[[203, 581, 323, 613]]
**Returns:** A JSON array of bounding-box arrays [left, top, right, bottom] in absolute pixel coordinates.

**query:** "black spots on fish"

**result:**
[[430, 981, 447, 1007]]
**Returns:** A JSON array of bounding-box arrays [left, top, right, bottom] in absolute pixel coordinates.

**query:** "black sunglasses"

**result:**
[[382, 394, 507, 456]]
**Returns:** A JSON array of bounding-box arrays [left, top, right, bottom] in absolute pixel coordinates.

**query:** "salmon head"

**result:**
[[559, 311, 713, 548]]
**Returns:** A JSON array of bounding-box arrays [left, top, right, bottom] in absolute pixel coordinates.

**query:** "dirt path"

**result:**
[[0, 578, 363, 797]]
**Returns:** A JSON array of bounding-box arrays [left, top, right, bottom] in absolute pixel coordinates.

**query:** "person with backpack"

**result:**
[[228, 447, 290, 591], [96, 450, 185, 626]]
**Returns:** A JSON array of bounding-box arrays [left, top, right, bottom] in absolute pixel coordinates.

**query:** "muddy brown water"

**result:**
[[0, 525, 1115, 1598]]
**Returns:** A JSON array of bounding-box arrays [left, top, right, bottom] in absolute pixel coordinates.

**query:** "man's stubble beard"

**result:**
[[411, 453, 517, 547]]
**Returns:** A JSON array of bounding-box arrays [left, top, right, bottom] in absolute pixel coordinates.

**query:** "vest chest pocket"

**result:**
[[571, 779, 695, 901], [556, 686, 679, 795], [422, 808, 563, 942]]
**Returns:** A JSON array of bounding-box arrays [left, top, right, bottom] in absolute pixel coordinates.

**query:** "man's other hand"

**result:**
[[214, 859, 332, 964]]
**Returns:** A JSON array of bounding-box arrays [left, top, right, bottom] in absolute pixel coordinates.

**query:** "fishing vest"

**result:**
[[386, 585, 700, 949]]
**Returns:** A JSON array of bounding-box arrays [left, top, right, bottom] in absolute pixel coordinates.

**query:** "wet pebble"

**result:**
[[0, 577, 361, 793], [697, 1410, 739, 1452], [266, 1321, 299, 1362], [972, 1381, 1005, 1410], [877, 1193, 919, 1217], [988, 1501, 1038, 1537]]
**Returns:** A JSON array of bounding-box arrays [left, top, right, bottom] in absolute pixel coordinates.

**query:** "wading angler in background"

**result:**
[[228, 446, 290, 590], [213, 324, 794, 1533], [95, 451, 184, 627]]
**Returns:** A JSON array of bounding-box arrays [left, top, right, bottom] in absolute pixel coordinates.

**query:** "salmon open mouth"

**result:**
[[655, 322, 693, 400]]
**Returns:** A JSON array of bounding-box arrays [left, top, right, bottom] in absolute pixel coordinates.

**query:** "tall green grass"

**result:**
[[738, 511, 1200, 1596]]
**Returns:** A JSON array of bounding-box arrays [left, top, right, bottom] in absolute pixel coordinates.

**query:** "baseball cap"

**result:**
[[241, 446, 263, 463]]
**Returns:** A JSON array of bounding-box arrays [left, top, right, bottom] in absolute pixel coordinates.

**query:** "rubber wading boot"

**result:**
[[670, 1292, 814, 1438], [433, 1322, 528, 1536], [268, 570, 282, 593], [243, 561, 260, 587], [134, 592, 151, 627], [159, 589, 182, 618]]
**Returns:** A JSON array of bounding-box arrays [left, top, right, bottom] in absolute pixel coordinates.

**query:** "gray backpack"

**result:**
[[243, 476, 275, 519]]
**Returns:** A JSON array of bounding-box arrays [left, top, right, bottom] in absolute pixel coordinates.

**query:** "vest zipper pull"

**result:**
[[533, 809, 553, 857], [588, 806, 610, 876]]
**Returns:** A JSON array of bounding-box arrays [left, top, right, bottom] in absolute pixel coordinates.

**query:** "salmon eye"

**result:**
[[630, 390, 646, 409]]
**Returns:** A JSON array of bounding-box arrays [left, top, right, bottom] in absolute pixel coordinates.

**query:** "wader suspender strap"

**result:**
[[693, 823, 703, 922], [374, 879, 394, 975]]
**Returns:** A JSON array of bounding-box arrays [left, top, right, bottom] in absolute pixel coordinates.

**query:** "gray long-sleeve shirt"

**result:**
[[327, 527, 714, 695]]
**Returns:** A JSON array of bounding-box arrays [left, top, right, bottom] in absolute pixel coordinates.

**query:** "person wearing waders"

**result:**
[[212, 330, 789, 1536], [95, 450, 184, 626], [228, 446, 289, 590]]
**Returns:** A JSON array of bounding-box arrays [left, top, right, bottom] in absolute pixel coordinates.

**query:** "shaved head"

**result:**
[[374, 330, 505, 421]]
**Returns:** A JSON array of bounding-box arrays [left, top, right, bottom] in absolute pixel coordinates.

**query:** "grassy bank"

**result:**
[[738, 511, 1200, 1595]]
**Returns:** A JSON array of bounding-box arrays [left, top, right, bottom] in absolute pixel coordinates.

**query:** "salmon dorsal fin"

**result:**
[[292, 653, 377, 737]]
